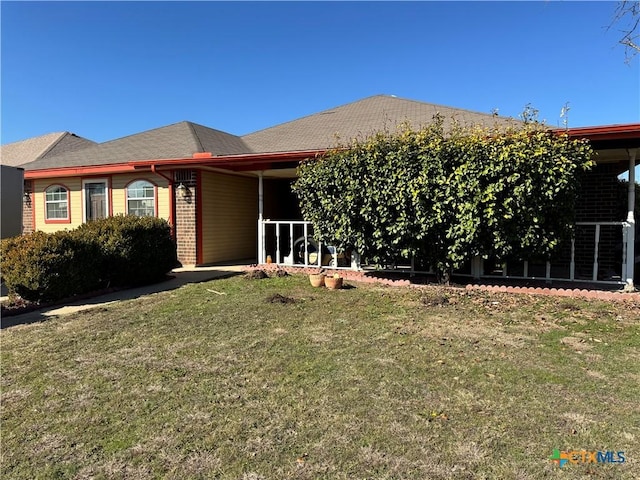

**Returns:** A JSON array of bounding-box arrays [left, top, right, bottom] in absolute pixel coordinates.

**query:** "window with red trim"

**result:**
[[45, 185, 69, 220], [127, 180, 155, 217]]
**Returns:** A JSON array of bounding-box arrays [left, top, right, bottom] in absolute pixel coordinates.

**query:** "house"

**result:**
[[5, 95, 639, 288], [0, 132, 96, 238]]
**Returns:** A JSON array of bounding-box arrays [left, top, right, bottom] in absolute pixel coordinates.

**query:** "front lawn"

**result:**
[[1, 274, 638, 479]]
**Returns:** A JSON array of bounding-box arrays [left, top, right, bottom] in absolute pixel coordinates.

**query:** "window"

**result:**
[[127, 180, 155, 217], [45, 185, 69, 220]]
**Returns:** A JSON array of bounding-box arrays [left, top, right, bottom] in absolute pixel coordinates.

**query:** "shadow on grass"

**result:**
[[1, 270, 243, 329]]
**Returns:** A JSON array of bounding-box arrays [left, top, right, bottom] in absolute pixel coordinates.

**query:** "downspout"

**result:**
[[151, 165, 176, 240], [625, 148, 637, 291]]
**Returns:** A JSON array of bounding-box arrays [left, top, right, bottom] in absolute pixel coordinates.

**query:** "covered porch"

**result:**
[[253, 144, 638, 289]]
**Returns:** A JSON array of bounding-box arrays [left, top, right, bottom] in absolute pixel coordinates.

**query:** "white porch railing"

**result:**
[[258, 220, 360, 270], [258, 219, 633, 284], [480, 221, 630, 285]]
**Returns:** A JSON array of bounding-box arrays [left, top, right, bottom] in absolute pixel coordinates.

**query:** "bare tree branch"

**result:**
[[609, 1, 640, 62]]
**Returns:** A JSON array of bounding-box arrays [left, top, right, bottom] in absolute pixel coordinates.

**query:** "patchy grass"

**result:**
[[1, 275, 639, 479]]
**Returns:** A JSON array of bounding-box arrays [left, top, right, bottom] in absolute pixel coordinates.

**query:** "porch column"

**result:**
[[257, 171, 264, 264], [625, 149, 637, 290]]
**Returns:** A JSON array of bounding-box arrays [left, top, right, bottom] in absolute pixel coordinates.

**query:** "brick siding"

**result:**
[[22, 180, 33, 234], [174, 170, 197, 266]]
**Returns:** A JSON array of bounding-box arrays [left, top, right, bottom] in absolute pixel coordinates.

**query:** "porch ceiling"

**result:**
[[246, 168, 298, 179], [593, 147, 639, 174]]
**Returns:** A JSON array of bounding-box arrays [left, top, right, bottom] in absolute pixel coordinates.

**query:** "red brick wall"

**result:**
[[174, 170, 197, 266], [22, 180, 33, 234]]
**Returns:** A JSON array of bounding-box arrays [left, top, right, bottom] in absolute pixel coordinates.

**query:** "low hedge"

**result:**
[[76, 215, 178, 286], [1, 231, 103, 302], [1, 216, 178, 303]]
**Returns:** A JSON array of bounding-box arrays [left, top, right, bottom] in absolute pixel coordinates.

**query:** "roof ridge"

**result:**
[[38, 132, 73, 158], [185, 121, 207, 153], [1, 131, 66, 148], [93, 121, 191, 146]]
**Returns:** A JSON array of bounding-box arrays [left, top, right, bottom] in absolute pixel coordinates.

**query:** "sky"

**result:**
[[1, 1, 639, 145]]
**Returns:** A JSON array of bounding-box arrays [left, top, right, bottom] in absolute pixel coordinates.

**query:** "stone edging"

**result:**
[[252, 265, 639, 303]]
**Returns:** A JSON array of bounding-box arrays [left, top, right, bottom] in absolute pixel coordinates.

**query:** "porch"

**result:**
[[257, 219, 636, 286], [253, 148, 638, 288]]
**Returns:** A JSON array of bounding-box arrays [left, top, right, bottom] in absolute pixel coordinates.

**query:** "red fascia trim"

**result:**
[[129, 150, 327, 170], [24, 150, 328, 180], [559, 123, 640, 141], [25, 163, 138, 180], [196, 171, 203, 266]]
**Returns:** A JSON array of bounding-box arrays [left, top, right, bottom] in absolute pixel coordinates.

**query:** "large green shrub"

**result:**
[[293, 116, 595, 283], [1, 231, 103, 302], [76, 215, 177, 286]]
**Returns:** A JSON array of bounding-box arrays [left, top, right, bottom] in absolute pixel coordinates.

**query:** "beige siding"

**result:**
[[34, 177, 83, 233], [111, 173, 170, 220], [201, 171, 258, 264], [33, 173, 171, 233]]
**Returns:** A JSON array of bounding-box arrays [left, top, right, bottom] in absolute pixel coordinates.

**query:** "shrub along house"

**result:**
[[7, 95, 639, 288]]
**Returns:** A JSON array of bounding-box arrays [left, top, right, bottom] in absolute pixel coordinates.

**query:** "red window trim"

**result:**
[[124, 178, 159, 217], [43, 183, 71, 224]]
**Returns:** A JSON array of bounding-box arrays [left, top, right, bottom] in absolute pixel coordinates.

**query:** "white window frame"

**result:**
[[126, 180, 156, 217], [44, 185, 69, 221]]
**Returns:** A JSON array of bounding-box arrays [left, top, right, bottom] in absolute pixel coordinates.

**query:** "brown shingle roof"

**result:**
[[16, 95, 517, 172], [20, 121, 250, 171], [241, 95, 515, 153], [0, 132, 95, 167]]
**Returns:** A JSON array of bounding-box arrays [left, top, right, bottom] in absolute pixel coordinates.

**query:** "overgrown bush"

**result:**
[[1, 215, 178, 303], [76, 215, 177, 286], [293, 114, 595, 283], [1, 231, 103, 302]]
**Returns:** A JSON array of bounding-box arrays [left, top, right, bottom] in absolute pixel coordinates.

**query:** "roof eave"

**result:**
[[560, 123, 640, 141], [23, 149, 329, 179]]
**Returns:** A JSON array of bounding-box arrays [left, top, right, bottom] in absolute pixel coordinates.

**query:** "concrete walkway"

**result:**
[[1, 265, 249, 329]]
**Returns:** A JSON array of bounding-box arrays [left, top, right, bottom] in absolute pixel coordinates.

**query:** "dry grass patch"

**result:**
[[1, 275, 639, 479]]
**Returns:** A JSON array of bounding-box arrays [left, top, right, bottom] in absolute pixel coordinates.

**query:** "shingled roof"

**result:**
[[20, 122, 249, 171], [0, 132, 95, 167], [241, 95, 515, 153], [15, 95, 517, 171]]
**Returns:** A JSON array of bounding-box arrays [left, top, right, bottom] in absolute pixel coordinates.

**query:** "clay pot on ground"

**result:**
[[325, 275, 343, 290], [309, 273, 325, 287]]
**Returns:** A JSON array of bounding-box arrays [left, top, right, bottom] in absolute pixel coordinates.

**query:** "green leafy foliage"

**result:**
[[1, 231, 102, 302], [76, 215, 178, 286], [1, 216, 178, 302], [292, 117, 594, 281]]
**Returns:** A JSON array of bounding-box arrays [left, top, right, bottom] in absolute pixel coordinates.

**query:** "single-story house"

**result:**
[[2, 95, 639, 287]]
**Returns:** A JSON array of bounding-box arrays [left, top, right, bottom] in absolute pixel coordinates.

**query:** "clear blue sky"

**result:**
[[1, 1, 638, 145]]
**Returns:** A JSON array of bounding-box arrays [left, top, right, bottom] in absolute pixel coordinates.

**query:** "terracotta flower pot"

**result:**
[[325, 275, 343, 290], [309, 273, 325, 287]]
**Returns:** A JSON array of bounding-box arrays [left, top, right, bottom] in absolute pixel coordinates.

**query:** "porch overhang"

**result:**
[[128, 149, 327, 173]]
